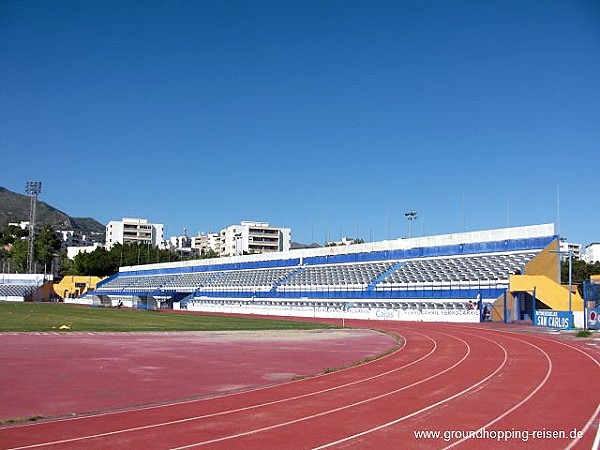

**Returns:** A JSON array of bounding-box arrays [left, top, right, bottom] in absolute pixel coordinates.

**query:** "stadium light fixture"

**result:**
[[404, 210, 418, 238], [25, 181, 42, 196]]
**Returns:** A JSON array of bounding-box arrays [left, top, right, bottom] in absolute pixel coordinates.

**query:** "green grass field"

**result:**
[[0, 302, 335, 332]]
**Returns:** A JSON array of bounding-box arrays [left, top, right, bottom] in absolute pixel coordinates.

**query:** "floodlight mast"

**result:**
[[25, 181, 42, 274], [404, 210, 418, 238]]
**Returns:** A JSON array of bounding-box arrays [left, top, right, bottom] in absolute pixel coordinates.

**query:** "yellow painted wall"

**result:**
[[491, 291, 516, 322], [31, 283, 55, 302], [53, 275, 104, 300], [491, 239, 561, 322], [525, 239, 559, 281], [510, 274, 584, 311]]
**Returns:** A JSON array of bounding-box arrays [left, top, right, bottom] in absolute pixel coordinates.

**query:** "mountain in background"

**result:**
[[0, 186, 105, 239]]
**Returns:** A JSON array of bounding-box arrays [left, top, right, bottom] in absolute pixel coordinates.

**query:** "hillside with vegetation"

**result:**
[[0, 187, 105, 237]]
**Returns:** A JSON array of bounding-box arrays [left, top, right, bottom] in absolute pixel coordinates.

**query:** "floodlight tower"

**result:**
[[404, 210, 418, 238], [25, 181, 42, 274]]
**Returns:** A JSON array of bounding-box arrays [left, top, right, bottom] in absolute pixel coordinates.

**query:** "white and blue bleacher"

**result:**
[[86, 224, 556, 322], [0, 274, 48, 302]]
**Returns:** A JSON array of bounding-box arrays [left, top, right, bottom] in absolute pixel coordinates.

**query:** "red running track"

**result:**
[[1, 320, 599, 450]]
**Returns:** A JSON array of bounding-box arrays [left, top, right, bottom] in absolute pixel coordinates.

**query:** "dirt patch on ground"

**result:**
[[0, 329, 398, 422], [168, 328, 389, 341]]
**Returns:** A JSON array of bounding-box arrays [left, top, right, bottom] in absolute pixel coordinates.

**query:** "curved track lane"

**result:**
[[1, 321, 598, 450]]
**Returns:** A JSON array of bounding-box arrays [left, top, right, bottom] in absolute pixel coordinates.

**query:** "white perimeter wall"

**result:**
[[177, 299, 481, 323], [67, 294, 583, 326]]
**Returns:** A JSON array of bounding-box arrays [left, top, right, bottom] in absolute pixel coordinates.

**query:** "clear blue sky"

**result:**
[[1, 1, 599, 246]]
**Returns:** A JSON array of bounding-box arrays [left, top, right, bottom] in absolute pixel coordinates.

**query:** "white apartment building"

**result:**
[[8, 221, 30, 230], [105, 218, 164, 250], [192, 233, 221, 256], [169, 234, 192, 250], [58, 230, 97, 248], [559, 241, 581, 260], [166, 233, 197, 258], [583, 243, 600, 264], [67, 243, 104, 260], [220, 221, 291, 257]]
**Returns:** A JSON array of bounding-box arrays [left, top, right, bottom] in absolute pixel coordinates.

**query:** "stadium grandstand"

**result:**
[[75, 223, 585, 326], [0, 274, 52, 302]]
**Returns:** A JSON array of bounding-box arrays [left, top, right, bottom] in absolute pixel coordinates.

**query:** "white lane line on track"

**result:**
[[169, 331, 475, 449], [474, 327, 600, 450], [524, 332, 600, 450], [591, 417, 600, 450], [4, 331, 434, 450], [444, 325, 600, 450], [440, 332, 552, 449], [571, 407, 600, 450], [311, 331, 508, 450]]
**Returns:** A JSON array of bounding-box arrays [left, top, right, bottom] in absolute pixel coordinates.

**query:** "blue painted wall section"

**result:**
[[534, 310, 573, 330]]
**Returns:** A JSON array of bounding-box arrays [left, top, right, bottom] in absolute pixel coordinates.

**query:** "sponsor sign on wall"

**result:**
[[534, 310, 573, 330], [587, 307, 600, 330]]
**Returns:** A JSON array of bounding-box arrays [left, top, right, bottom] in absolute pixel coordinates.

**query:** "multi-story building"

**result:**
[[559, 241, 581, 260], [105, 218, 164, 250], [58, 230, 97, 248], [220, 221, 291, 257], [167, 233, 197, 258], [8, 221, 30, 230], [583, 243, 600, 264], [67, 243, 104, 260], [192, 233, 221, 256]]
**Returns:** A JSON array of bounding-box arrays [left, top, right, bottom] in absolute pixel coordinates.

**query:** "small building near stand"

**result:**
[[53, 275, 105, 301]]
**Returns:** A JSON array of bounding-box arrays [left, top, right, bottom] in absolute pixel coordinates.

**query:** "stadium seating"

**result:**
[[85, 224, 556, 320], [278, 262, 394, 291], [161, 272, 220, 291], [0, 284, 38, 297], [376, 252, 537, 288], [201, 267, 296, 292], [92, 251, 538, 297], [0, 274, 47, 301], [96, 274, 179, 292]]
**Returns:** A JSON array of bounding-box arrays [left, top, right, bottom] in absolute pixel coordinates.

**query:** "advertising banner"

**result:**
[[534, 310, 573, 330], [586, 307, 600, 330]]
